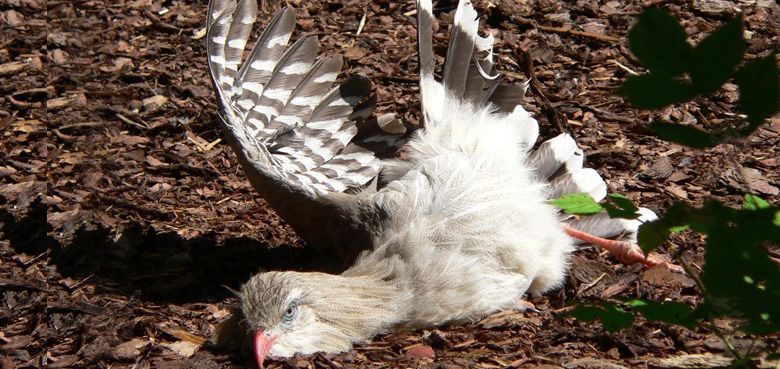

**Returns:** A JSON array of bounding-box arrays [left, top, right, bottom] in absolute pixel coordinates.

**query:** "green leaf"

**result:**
[[550, 193, 604, 215], [730, 358, 754, 369], [616, 74, 695, 109], [650, 121, 719, 149], [604, 193, 641, 219], [696, 203, 780, 334], [735, 54, 779, 128], [633, 200, 780, 335], [743, 194, 771, 211], [636, 203, 695, 253], [628, 8, 691, 77], [689, 16, 747, 94], [569, 304, 635, 332], [669, 225, 690, 233], [627, 299, 695, 328]]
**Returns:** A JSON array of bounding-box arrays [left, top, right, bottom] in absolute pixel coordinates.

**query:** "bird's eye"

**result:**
[[283, 302, 298, 323]]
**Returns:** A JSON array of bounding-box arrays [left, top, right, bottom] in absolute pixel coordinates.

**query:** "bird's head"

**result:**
[[238, 271, 339, 368], [237, 270, 405, 368]]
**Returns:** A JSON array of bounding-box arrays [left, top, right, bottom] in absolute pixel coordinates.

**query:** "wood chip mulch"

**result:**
[[1, 0, 778, 368]]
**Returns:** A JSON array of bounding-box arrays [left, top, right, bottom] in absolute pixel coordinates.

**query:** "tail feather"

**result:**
[[416, 0, 435, 79], [417, 0, 525, 125], [416, 0, 443, 125], [442, 0, 479, 97], [487, 84, 527, 113], [528, 133, 578, 180], [548, 168, 607, 203], [529, 133, 654, 244], [411, 0, 654, 246], [566, 207, 658, 243], [463, 58, 493, 102]]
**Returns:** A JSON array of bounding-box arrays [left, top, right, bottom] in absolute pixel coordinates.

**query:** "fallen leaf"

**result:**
[[111, 135, 150, 146], [143, 95, 168, 110], [112, 338, 150, 360], [162, 341, 200, 358]]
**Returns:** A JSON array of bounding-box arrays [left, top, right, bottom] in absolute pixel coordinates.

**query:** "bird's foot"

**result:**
[[515, 300, 541, 314], [563, 225, 684, 272]]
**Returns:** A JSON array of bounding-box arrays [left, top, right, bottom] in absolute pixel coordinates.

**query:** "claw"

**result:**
[[516, 300, 540, 313]]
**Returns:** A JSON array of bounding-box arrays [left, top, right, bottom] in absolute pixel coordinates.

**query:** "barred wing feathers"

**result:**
[[206, 0, 404, 261]]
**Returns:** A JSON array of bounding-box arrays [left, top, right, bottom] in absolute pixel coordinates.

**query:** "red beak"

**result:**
[[254, 330, 277, 369]]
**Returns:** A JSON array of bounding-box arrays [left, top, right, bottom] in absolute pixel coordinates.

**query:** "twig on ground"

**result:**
[[537, 25, 621, 44], [514, 49, 573, 136], [565, 101, 636, 124]]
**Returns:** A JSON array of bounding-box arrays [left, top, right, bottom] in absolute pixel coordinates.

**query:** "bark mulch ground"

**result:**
[[1, 0, 779, 368]]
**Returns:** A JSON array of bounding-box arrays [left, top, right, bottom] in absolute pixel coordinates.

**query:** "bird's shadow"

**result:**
[[2, 198, 344, 304]]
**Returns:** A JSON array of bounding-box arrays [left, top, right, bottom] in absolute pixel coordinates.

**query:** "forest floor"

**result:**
[[2, 0, 779, 368]]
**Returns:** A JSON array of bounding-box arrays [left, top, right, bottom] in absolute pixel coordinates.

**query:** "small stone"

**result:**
[[405, 344, 435, 360]]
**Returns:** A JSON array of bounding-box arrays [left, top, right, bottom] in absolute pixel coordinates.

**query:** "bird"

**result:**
[[204, 0, 661, 367]]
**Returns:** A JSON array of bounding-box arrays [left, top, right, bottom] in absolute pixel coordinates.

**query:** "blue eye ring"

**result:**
[[283, 301, 298, 323]]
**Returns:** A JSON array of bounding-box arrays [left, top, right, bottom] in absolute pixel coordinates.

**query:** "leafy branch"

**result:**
[[615, 9, 778, 148], [557, 7, 780, 368]]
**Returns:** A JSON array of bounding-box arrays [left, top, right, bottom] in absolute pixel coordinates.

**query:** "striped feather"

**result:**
[[309, 145, 380, 191], [269, 76, 372, 177], [308, 76, 371, 126], [245, 36, 319, 137], [221, 0, 257, 93], [264, 56, 343, 135], [207, 1, 238, 104], [206, 1, 396, 196], [233, 7, 296, 114], [353, 113, 408, 155], [207, 0, 234, 35]]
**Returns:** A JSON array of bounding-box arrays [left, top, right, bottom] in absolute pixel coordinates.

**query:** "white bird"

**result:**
[[204, 0, 659, 367]]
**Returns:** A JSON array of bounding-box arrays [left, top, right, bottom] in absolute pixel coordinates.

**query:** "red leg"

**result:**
[[562, 225, 682, 272]]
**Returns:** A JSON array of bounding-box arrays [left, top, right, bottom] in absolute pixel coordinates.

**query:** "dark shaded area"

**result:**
[[1, 197, 341, 305], [39, 223, 343, 304], [0, 198, 54, 256]]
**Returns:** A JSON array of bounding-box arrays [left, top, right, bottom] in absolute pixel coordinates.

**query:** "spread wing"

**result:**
[[206, 0, 406, 262]]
